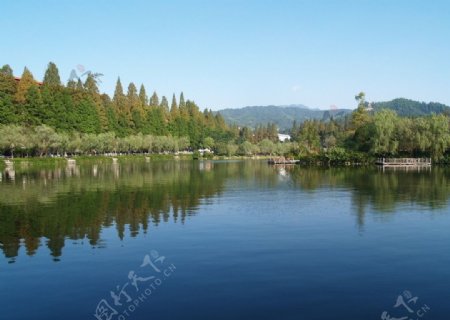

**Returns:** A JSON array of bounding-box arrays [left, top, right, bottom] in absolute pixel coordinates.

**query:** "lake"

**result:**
[[0, 159, 449, 320]]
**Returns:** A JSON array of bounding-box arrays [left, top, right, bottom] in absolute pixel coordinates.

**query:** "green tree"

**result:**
[[113, 77, 126, 112], [24, 85, 44, 126], [84, 73, 99, 94], [351, 92, 371, 130], [0, 64, 17, 95], [15, 67, 35, 103], [150, 91, 159, 107], [371, 109, 398, 155], [299, 120, 320, 152], [179, 92, 186, 112], [259, 138, 275, 155], [0, 125, 27, 157], [428, 114, 450, 161], [170, 94, 178, 116], [226, 142, 238, 156], [160, 96, 169, 112], [33, 125, 60, 156], [203, 136, 214, 149], [139, 84, 148, 107], [42, 62, 61, 87]]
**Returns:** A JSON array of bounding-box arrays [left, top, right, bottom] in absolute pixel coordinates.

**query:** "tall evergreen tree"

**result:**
[[160, 96, 169, 112], [0, 64, 16, 96], [113, 77, 126, 115], [170, 93, 178, 116], [43, 62, 61, 87], [0, 64, 13, 76], [113, 78, 124, 102], [15, 67, 35, 103], [150, 91, 159, 107], [24, 85, 44, 126], [76, 79, 84, 91], [67, 79, 77, 90], [127, 82, 142, 129], [84, 74, 99, 94], [127, 82, 138, 101], [179, 92, 186, 109], [0, 65, 17, 124], [139, 84, 148, 107]]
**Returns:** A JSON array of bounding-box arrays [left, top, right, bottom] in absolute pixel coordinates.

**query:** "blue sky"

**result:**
[[1, 0, 450, 110]]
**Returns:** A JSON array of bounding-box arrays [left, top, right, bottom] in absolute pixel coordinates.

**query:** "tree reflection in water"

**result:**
[[1, 160, 449, 261]]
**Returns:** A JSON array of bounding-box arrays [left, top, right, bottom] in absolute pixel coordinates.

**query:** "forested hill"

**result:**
[[218, 99, 450, 130], [371, 98, 450, 116], [216, 105, 351, 130]]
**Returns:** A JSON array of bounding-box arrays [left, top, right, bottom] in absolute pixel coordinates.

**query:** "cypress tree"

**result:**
[[0, 64, 13, 76], [139, 84, 147, 107], [127, 82, 138, 101], [127, 82, 141, 129], [179, 92, 186, 109], [0, 64, 17, 96], [160, 96, 169, 112], [76, 79, 84, 91], [113, 77, 126, 115], [170, 93, 178, 116], [150, 91, 159, 107], [15, 67, 35, 103], [43, 62, 61, 87], [84, 73, 99, 94], [85, 74, 108, 131], [67, 79, 77, 90], [113, 77, 124, 102], [25, 85, 44, 125], [0, 65, 17, 124]]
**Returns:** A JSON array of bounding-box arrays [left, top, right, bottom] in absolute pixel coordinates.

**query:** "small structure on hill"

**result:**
[[277, 133, 291, 142]]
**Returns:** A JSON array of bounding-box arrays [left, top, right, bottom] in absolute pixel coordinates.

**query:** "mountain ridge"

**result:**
[[217, 98, 450, 130], [216, 104, 351, 130]]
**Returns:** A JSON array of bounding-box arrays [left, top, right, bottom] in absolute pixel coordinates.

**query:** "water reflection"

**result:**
[[1, 160, 449, 262], [284, 165, 450, 227], [0, 160, 230, 262]]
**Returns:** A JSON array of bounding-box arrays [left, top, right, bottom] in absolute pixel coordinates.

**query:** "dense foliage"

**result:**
[[372, 98, 450, 117], [290, 92, 450, 162], [1, 63, 450, 162], [0, 63, 232, 151]]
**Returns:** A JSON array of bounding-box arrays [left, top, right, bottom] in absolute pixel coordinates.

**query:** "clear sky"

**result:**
[[1, 0, 450, 110]]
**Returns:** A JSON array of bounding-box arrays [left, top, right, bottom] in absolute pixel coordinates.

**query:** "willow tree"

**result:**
[[371, 109, 398, 156], [428, 114, 450, 161]]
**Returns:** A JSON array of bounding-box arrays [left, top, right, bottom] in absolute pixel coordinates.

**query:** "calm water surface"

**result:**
[[0, 160, 449, 319]]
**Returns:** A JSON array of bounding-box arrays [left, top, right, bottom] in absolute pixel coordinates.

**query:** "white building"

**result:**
[[277, 133, 291, 142]]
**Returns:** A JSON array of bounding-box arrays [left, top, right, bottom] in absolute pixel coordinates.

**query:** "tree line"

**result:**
[[290, 92, 450, 163], [0, 62, 233, 149], [1, 63, 449, 161], [0, 62, 298, 157]]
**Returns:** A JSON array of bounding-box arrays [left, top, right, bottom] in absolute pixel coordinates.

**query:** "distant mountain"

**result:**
[[371, 98, 450, 116], [216, 105, 351, 130], [217, 99, 450, 130]]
